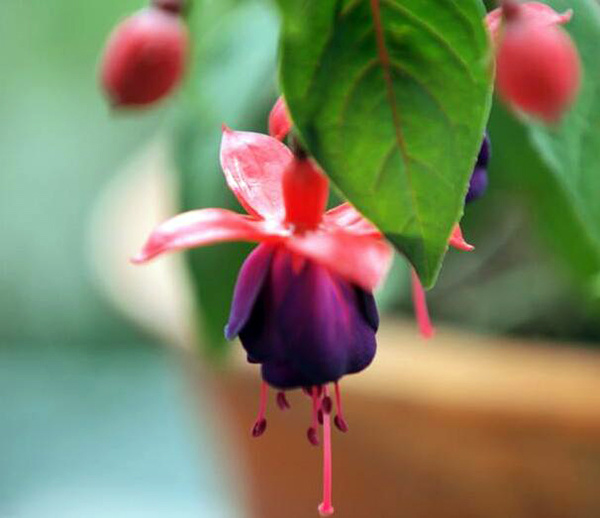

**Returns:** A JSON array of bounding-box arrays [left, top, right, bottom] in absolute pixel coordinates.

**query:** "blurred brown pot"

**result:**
[[196, 322, 600, 518]]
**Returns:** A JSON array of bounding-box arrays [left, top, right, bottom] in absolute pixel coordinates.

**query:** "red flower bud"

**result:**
[[495, 7, 581, 122], [100, 8, 188, 108], [283, 158, 329, 231]]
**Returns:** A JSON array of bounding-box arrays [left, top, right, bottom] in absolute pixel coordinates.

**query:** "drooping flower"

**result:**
[[486, 1, 581, 122], [134, 95, 482, 515], [134, 111, 391, 516]]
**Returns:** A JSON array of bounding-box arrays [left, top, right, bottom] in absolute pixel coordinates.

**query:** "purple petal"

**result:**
[[237, 248, 295, 364], [261, 360, 308, 390], [357, 289, 379, 331], [477, 134, 490, 167], [236, 247, 378, 389], [225, 243, 274, 340], [466, 167, 489, 204], [277, 258, 377, 385]]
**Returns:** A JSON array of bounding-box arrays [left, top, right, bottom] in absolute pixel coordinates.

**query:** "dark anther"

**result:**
[[251, 418, 267, 438], [334, 415, 348, 433], [276, 391, 291, 411], [307, 426, 320, 446]]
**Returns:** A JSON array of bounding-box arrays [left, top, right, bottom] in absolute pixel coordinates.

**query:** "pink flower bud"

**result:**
[[495, 8, 581, 122], [100, 8, 188, 108]]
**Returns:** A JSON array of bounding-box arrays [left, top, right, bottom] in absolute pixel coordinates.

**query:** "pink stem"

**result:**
[[318, 386, 334, 517], [312, 386, 321, 429], [502, 0, 520, 21], [411, 269, 435, 339], [258, 381, 268, 421]]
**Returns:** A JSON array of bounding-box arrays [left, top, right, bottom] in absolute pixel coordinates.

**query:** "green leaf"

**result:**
[[276, 0, 493, 288], [489, 0, 600, 288], [174, 1, 279, 357]]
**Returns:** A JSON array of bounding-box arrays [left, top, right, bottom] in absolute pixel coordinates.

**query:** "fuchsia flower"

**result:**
[[134, 98, 475, 515], [134, 109, 392, 517]]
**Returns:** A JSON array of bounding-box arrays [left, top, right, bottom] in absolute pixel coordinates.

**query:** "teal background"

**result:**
[[0, 1, 242, 516]]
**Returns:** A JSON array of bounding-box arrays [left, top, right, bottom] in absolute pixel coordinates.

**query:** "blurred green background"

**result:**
[[2, 0, 600, 516]]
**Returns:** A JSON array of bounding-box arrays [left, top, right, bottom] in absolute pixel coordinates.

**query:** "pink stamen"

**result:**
[[318, 385, 334, 517], [333, 382, 348, 433], [307, 385, 321, 446], [276, 391, 291, 411], [411, 269, 435, 339], [251, 381, 268, 438]]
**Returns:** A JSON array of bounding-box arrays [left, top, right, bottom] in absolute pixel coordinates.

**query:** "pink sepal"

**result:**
[[324, 203, 382, 237], [220, 127, 293, 222], [287, 229, 392, 291], [132, 208, 284, 263], [268, 96, 292, 141], [449, 224, 474, 252]]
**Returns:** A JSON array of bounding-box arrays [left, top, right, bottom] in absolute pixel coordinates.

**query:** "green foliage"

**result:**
[[276, 0, 493, 288], [489, 0, 600, 287], [176, 0, 600, 347]]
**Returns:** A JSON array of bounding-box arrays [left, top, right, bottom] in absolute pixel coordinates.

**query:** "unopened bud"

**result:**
[[100, 8, 188, 108], [269, 96, 292, 141], [251, 418, 267, 438], [495, 9, 581, 122]]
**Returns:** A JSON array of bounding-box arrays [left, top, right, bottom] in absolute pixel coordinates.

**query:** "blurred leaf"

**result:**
[[489, 0, 600, 286], [174, 1, 279, 357], [276, 0, 493, 288]]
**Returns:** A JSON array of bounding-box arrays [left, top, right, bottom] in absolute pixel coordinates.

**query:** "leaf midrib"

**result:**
[[368, 0, 428, 279]]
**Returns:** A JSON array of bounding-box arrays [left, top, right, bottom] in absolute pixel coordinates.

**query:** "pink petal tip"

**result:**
[[449, 224, 475, 252]]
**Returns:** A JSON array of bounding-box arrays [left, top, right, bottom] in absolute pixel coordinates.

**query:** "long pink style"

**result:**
[[318, 386, 334, 517]]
